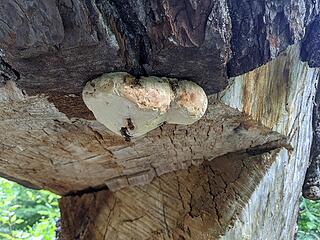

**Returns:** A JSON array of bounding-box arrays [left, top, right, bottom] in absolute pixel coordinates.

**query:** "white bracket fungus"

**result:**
[[82, 72, 208, 140]]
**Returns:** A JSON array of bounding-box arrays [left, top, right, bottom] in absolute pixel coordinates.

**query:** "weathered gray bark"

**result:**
[[220, 45, 319, 240]]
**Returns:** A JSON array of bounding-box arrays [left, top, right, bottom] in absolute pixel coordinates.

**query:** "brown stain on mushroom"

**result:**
[[174, 82, 207, 119], [176, 90, 196, 104], [122, 84, 172, 112], [176, 89, 199, 115]]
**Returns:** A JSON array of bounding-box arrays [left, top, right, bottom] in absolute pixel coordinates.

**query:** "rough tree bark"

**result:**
[[1, 1, 320, 240], [301, 14, 320, 200], [303, 82, 320, 200]]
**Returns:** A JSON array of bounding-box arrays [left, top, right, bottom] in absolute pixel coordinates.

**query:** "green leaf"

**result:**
[[0, 232, 14, 240], [8, 205, 20, 211], [0, 177, 60, 238], [15, 219, 24, 224], [9, 215, 16, 223]]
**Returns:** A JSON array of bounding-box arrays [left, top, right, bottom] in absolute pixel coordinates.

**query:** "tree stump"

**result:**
[[1, 1, 320, 239]]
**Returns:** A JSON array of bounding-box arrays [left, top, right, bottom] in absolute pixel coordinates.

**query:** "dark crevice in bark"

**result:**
[[226, 0, 269, 77], [0, 172, 41, 190], [300, 14, 320, 68], [303, 77, 320, 200], [246, 139, 291, 156], [0, 54, 20, 85], [226, 0, 305, 78], [95, 0, 152, 76], [64, 184, 109, 197]]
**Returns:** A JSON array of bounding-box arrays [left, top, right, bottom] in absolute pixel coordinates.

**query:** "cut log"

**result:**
[[0, 80, 286, 194], [60, 150, 281, 240], [59, 45, 319, 239]]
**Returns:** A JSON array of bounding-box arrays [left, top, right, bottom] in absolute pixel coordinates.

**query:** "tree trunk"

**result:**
[[1, 1, 320, 240], [302, 15, 320, 200], [57, 45, 319, 240]]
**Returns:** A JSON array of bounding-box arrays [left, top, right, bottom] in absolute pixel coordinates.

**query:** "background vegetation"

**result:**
[[0, 177, 319, 239], [0, 178, 59, 240], [297, 197, 320, 239]]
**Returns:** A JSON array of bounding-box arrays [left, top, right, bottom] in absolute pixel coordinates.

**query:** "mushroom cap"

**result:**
[[82, 72, 208, 138], [167, 80, 208, 125]]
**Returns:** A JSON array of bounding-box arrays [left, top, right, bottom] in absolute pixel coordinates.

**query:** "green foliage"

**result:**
[[0, 178, 60, 240], [297, 197, 320, 240]]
